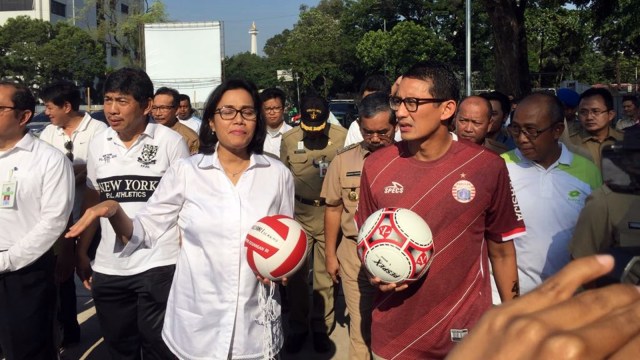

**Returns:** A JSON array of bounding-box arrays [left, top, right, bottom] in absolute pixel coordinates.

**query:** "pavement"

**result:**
[[60, 278, 350, 360]]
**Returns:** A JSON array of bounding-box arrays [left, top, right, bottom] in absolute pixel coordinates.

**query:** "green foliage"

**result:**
[[356, 21, 456, 76], [223, 53, 279, 89], [0, 16, 105, 93]]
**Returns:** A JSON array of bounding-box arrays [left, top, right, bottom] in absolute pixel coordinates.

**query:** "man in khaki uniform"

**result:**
[[570, 128, 640, 260], [152, 87, 200, 154], [280, 95, 347, 353], [321, 92, 396, 359], [569, 87, 623, 170]]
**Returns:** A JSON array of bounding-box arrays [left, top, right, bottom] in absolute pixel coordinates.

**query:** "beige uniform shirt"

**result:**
[[569, 185, 640, 257], [568, 127, 623, 170], [171, 121, 200, 155], [320, 143, 369, 240]]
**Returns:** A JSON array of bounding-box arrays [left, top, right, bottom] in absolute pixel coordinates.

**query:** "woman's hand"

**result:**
[[66, 200, 120, 238]]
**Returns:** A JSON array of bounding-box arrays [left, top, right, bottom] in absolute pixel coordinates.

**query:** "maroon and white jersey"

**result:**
[[356, 140, 525, 359]]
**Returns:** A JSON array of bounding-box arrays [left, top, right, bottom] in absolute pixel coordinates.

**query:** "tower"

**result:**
[[249, 21, 258, 55]]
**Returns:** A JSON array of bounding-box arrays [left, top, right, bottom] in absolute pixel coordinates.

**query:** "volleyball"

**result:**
[[357, 207, 434, 284], [245, 215, 308, 281]]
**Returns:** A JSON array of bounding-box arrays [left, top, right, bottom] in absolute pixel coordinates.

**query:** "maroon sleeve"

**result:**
[[484, 162, 526, 242], [355, 163, 376, 229]]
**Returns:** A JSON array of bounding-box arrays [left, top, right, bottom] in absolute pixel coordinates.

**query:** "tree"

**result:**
[[82, 0, 168, 67], [223, 52, 279, 89], [480, 0, 531, 98], [356, 21, 456, 76], [0, 16, 105, 93]]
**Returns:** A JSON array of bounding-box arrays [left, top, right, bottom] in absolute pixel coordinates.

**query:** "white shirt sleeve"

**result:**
[[120, 159, 185, 256], [0, 152, 75, 272], [344, 121, 363, 147]]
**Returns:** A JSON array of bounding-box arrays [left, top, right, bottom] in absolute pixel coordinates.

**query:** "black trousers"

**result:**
[[91, 265, 176, 360], [0, 251, 57, 360]]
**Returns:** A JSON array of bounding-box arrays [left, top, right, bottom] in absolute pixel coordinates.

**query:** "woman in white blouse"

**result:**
[[68, 79, 295, 359]]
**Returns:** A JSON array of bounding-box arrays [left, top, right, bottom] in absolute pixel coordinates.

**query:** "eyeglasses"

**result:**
[[0, 105, 17, 112], [389, 96, 449, 112], [215, 106, 257, 121], [578, 109, 611, 117], [263, 106, 283, 113], [361, 128, 393, 140], [506, 122, 560, 140], [64, 140, 74, 162], [151, 105, 175, 113]]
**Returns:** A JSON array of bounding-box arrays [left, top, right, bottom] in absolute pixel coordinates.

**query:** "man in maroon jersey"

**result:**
[[355, 61, 526, 359]]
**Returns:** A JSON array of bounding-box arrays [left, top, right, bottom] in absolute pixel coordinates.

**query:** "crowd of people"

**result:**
[[0, 60, 639, 360]]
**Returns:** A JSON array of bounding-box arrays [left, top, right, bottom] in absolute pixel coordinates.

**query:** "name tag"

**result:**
[[346, 171, 361, 177], [1, 181, 17, 208]]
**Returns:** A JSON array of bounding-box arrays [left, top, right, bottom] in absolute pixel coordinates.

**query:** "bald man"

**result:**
[[455, 96, 509, 154]]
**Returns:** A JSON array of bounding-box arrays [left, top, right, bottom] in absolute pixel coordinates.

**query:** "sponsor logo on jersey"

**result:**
[[509, 182, 524, 221], [451, 179, 476, 203], [384, 181, 404, 194], [567, 189, 583, 203], [138, 144, 158, 166]]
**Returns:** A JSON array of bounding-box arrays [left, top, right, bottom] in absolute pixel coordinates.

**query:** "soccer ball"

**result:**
[[245, 215, 308, 281], [357, 207, 434, 284]]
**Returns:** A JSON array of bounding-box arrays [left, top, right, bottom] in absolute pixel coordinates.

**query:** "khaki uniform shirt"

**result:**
[[320, 143, 369, 241], [569, 185, 640, 257], [171, 121, 200, 154], [483, 137, 509, 154], [568, 127, 623, 170], [280, 124, 347, 236]]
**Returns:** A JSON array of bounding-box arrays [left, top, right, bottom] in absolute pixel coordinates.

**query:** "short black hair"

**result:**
[[358, 92, 396, 126], [359, 74, 391, 97], [402, 61, 460, 102], [622, 94, 639, 108], [178, 94, 192, 106], [480, 91, 511, 117], [0, 80, 36, 123], [40, 80, 82, 111], [199, 79, 265, 155], [260, 87, 286, 106], [154, 87, 180, 108], [103, 67, 154, 105], [580, 87, 614, 110]]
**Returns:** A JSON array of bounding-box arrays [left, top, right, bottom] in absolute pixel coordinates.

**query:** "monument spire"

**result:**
[[249, 21, 258, 55]]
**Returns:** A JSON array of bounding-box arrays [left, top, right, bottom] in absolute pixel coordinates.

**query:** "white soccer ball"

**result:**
[[245, 215, 308, 281], [357, 207, 434, 284]]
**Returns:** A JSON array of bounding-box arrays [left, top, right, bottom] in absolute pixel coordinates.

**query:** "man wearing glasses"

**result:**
[[502, 93, 601, 295], [280, 95, 347, 354], [76, 68, 189, 359], [355, 61, 524, 359], [321, 92, 395, 359], [569, 87, 623, 170], [260, 88, 291, 156], [0, 81, 74, 359], [39, 80, 107, 348], [152, 87, 199, 155]]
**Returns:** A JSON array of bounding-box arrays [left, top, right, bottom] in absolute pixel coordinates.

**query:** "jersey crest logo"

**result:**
[[384, 181, 404, 194], [138, 144, 158, 166], [451, 179, 476, 203]]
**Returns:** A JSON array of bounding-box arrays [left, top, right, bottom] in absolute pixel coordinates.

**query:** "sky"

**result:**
[[160, 0, 321, 57]]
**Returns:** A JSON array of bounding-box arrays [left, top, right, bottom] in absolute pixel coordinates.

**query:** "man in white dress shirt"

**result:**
[[76, 68, 189, 359], [176, 94, 202, 134], [260, 88, 292, 156], [0, 81, 75, 359], [39, 80, 107, 347]]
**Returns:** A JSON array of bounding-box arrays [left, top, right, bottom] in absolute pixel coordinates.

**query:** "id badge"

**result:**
[[1, 181, 17, 208], [319, 160, 328, 178]]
